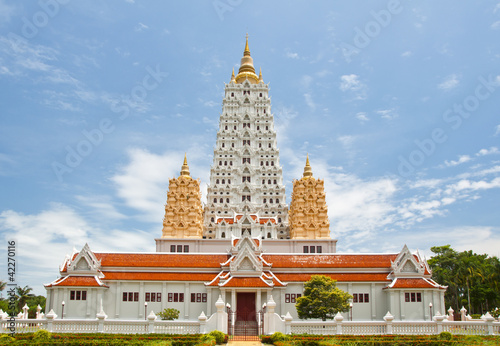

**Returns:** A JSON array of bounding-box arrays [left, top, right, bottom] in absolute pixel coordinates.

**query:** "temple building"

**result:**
[[45, 37, 446, 327]]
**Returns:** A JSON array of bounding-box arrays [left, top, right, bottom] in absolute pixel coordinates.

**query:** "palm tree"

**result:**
[[15, 285, 35, 311]]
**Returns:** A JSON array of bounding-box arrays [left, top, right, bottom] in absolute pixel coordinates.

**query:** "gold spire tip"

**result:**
[[180, 153, 190, 177], [303, 154, 313, 178]]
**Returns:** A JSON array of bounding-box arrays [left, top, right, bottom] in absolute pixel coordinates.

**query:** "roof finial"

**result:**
[[231, 68, 236, 82], [303, 154, 313, 178], [244, 33, 250, 56], [180, 153, 190, 177], [258, 67, 263, 82]]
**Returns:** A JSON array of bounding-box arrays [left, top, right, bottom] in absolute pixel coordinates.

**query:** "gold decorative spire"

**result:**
[[303, 154, 313, 178], [244, 33, 250, 56], [231, 68, 236, 83], [180, 153, 190, 177], [258, 67, 263, 82], [235, 34, 258, 84]]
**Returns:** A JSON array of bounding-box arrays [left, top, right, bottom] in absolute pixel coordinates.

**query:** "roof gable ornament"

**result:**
[[229, 233, 263, 276], [391, 244, 425, 277], [67, 243, 101, 275]]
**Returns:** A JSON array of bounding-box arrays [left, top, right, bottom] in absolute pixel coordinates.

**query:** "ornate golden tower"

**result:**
[[288, 155, 331, 239], [161, 155, 204, 238]]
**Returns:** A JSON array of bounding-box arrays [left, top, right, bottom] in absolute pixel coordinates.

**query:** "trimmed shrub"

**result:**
[[270, 332, 290, 344], [207, 330, 225, 344], [32, 329, 51, 342], [439, 331, 453, 340], [157, 308, 180, 320], [198, 334, 216, 346]]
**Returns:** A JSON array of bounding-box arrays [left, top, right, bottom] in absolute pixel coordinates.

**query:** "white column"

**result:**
[[86, 289, 91, 318], [184, 283, 190, 319], [207, 288, 212, 316], [231, 289, 236, 312], [279, 289, 285, 316], [162, 282, 167, 312], [115, 282, 120, 318], [399, 291, 405, 320], [256, 289, 261, 314], [62, 288, 68, 318], [139, 282, 144, 319], [371, 283, 376, 320]]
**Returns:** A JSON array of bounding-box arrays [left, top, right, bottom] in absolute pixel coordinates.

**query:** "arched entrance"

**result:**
[[228, 292, 263, 337]]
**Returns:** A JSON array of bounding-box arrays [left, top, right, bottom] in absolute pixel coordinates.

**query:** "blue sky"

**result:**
[[1, 1, 499, 295]]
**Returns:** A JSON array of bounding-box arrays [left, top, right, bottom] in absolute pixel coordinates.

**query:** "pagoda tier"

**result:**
[[203, 37, 289, 240]]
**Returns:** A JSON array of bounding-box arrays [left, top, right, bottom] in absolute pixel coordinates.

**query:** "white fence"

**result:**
[[288, 317, 500, 336]]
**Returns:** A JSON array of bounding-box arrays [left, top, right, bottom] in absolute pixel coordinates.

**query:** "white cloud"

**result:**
[[491, 21, 500, 30], [476, 147, 499, 156], [339, 74, 366, 100], [355, 112, 369, 122], [377, 108, 398, 120], [134, 22, 149, 32], [438, 74, 460, 90], [401, 51, 412, 57], [303, 93, 316, 111], [340, 74, 361, 91], [286, 51, 299, 59], [0, 0, 15, 22], [444, 155, 472, 167], [495, 125, 500, 136]]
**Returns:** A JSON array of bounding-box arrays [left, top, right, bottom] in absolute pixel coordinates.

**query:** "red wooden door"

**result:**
[[237, 292, 255, 321]]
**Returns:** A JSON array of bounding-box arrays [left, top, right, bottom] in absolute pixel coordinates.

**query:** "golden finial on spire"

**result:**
[[303, 154, 313, 178], [244, 33, 250, 56], [180, 153, 191, 177], [231, 68, 236, 83], [258, 67, 263, 82]]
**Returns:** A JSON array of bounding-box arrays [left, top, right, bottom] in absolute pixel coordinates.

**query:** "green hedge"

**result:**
[[263, 333, 500, 346], [0, 332, 228, 346]]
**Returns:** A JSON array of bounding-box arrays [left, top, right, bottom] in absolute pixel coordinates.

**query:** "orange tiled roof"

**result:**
[[45, 276, 107, 288], [92, 253, 230, 268], [386, 278, 446, 289], [276, 273, 390, 282], [101, 272, 216, 282], [263, 254, 398, 268], [259, 218, 276, 224], [217, 218, 235, 224], [223, 277, 273, 288]]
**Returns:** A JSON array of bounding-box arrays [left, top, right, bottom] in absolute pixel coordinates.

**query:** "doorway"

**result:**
[[236, 292, 256, 321]]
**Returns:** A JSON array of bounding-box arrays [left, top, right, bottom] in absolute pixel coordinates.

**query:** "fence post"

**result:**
[[483, 312, 495, 335], [447, 307, 454, 321], [334, 312, 343, 335], [383, 311, 394, 334], [96, 307, 107, 333], [198, 311, 207, 334], [284, 312, 292, 335], [45, 309, 57, 332], [460, 306, 467, 321], [266, 296, 277, 335], [215, 295, 227, 334], [434, 312, 445, 334], [147, 311, 157, 334]]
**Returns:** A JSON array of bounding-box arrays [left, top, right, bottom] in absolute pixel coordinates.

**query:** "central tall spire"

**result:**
[[236, 35, 258, 84], [202, 36, 290, 240]]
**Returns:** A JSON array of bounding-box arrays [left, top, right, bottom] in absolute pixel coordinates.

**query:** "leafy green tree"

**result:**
[[157, 308, 180, 320], [15, 285, 35, 311], [429, 245, 500, 315], [295, 275, 352, 321]]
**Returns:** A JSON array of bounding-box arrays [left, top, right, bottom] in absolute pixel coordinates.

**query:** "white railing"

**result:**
[[154, 320, 200, 334], [50, 319, 99, 333], [289, 319, 500, 336], [442, 321, 488, 335], [0, 319, 44, 333]]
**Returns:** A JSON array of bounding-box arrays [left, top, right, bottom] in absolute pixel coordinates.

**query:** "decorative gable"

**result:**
[[67, 243, 101, 275], [229, 234, 263, 276], [390, 245, 426, 277]]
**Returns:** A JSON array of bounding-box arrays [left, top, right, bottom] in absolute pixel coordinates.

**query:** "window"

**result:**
[[303, 246, 309, 253], [213, 198, 217, 203], [310, 246, 315, 253], [168, 293, 184, 303], [70, 290, 87, 301], [216, 179, 219, 184], [285, 293, 302, 303], [317, 246, 322, 253], [405, 292, 422, 302], [177, 245, 182, 252], [276, 198, 279, 204], [353, 293, 369, 303], [271, 161, 274, 166], [184, 245, 189, 253], [190, 293, 208, 303], [145, 292, 162, 302], [170, 245, 175, 252]]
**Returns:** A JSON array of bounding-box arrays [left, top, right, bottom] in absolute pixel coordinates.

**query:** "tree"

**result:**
[[295, 275, 352, 321], [157, 308, 180, 320], [15, 285, 35, 311], [429, 245, 500, 315]]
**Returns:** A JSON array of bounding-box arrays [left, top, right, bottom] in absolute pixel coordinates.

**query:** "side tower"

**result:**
[[203, 36, 289, 240], [288, 155, 331, 239], [161, 155, 204, 238]]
